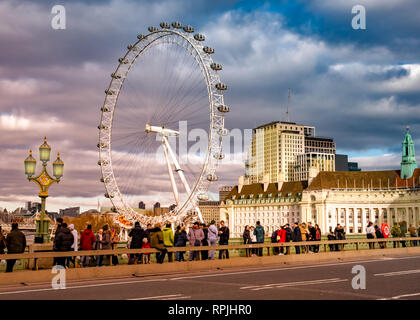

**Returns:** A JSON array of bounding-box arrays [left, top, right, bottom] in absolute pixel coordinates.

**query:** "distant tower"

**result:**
[[400, 126, 417, 179], [138, 201, 145, 209]]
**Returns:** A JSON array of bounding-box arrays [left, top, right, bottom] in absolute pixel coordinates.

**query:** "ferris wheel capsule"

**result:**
[[215, 83, 227, 90], [160, 22, 170, 29], [218, 128, 229, 136], [137, 34, 145, 40], [207, 173, 218, 182], [194, 34, 205, 41], [211, 63, 222, 71], [183, 25, 194, 33], [217, 105, 230, 113], [118, 58, 129, 64], [101, 106, 110, 112], [203, 46, 214, 54], [111, 73, 121, 79], [171, 21, 182, 29], [148, 26, 158, 32]]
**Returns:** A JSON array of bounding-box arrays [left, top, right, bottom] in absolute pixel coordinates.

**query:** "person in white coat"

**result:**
[[66, 224, 79, 267]]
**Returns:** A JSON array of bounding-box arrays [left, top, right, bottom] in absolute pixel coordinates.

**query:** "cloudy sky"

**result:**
[[1, 0, 420, 212]]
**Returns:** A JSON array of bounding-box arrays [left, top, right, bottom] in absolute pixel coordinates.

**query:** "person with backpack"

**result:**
[[271, 227, 280, 255], [207, 220, 218, 260], [80, 224, 96, 267], [254, 221, 265, 257]]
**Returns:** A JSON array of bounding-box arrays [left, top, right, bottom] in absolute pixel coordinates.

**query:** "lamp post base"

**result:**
[[35, 218, 51, 243]]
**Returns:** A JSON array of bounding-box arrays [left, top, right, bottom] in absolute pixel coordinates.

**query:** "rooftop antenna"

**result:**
[[286, 88, 291, 122], [406, 125, 410, 132]]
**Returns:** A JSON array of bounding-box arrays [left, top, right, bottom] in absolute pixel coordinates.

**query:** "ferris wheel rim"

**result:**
[[98, 26, 227, 227]]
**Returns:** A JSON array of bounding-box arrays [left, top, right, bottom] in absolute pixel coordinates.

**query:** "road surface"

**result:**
[[1, 253, 420, 300]]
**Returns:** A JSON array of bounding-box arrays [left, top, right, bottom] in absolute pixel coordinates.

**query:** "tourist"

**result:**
[[243, 225, 252, 257], [300, 223, 309, 253], [80, 224, 96, 267], [308, 222, 316, 252], [207, 220, 218, 260], [52, 217, 63, 266], [399, 221, 407, 247], [66, 224, 78, 268], [150, 223, 167, 264], [0, 226, 6, 255], [277, 225, 286, 255], [391, 223, 402, 248], [128, 221, 144, 264], [174, 225, 187, 262], [200, 223, 209, 260], [218, 220, 230, 259], [250, 226, 257, 256], [366, 221, 376, 249], [254, 221, 265, 257], [162, 223, 174, 262], [375, 225, 385, 249], [334, 224, 346, 251], [314, 224, 322, 252], [101, 225, 112, 265], [188, 222, 204, 261], [111, 228, 119, 265], [141, 237, 151, 264], [284, 223, 292, 255], [292, 222, 302, 254], [55, 222, 74, 268], [271, 227, 280, 255], [408, 224, 417, 246], [5, 223, 26, 272], [327, 227, 336, 251], [95, 228, 103, 266]]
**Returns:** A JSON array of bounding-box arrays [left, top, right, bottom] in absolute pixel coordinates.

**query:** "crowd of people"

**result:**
[[2, 218, 420, 271]]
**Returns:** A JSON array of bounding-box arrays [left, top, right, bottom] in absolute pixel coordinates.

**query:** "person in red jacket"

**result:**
[[277, 226, 287, 255], [80, 224, 96, 267]]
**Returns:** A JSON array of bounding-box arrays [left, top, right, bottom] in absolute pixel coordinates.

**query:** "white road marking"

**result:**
[[374, 269, 420, 277], [128, 294, 183, 300], [0, 278, 167, 295], [169, 255, 420, 281], [240, 278, 348, 291], [379, 292, 420, 300]]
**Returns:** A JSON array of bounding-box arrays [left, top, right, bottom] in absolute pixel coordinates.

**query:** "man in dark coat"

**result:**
[[6, 223, 26, 272], [218, 220, 230, 259], [128, 222, 144, 264], [292, 222, 302, 254], [53, 217, 63, 266], [308, 222, 317, 252], [55, 223, 74, 267], [254, 221, 265, 257]]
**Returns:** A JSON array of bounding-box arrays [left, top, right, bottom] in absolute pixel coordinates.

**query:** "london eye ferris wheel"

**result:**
[[97, 22, 229, 228]]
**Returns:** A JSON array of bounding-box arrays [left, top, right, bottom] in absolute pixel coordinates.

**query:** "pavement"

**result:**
[[0, 253, 420, 300]]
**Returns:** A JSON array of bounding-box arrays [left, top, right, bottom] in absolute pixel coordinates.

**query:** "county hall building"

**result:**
[[220, 128, 420, 238]]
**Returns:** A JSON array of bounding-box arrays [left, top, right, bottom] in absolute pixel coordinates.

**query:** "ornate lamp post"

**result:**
[[24, 137, 64, 243]]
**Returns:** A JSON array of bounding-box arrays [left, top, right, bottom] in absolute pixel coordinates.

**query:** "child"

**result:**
[[142, 237, 150, 264]]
